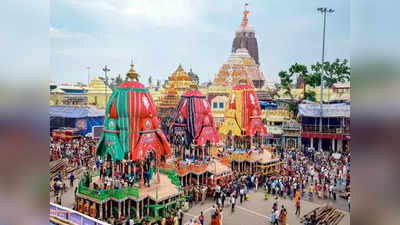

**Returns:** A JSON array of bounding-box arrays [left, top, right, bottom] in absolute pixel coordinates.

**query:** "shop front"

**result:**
[[263, 125, 281, 146], [282, 120, 301, 150]]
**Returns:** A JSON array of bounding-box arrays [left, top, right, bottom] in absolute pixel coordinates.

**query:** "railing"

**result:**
[[78, 174, 139, 200], [159, 162, 175, 171], [302, 125, 345, 134], [229, 153, 254, 161], [219, 157, 230, 166], [167, 164, 209, 175], [159, 167, 181, 187], [191, 164, 208, 173]]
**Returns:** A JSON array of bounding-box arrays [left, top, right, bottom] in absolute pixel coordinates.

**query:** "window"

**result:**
[[219, 102, 224, 108], [213, 102, 218, 108]]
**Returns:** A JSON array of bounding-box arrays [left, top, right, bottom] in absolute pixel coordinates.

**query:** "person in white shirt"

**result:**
[[129, 218, 135, 225], [347, 195, 351, 211], [231, 195, 236, 213]]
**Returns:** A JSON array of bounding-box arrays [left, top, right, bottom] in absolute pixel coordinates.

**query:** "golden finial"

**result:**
[[190, 83, 198, 90], [176, 64, 184, 73], [127, 60, 138, 81]]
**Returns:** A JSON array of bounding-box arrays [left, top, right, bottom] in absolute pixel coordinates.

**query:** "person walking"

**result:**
[[174, 214, 179, 225], [188, 192, 193, 208], [231, 195, 236, 213], [221, 191, 225, 207], [239, 187, 244, 204], [270, 209, 277, 225], [69, 173, 75, 188], [255, 176, 259, 191], [201, 187, 206, 205], [178, 208, 183, 225], [347, 195, 351, 211], [308, 184, 314, 200], [281, 205, 287, 225], [199, 211, 204, 225], [295, 199, 301, 217]]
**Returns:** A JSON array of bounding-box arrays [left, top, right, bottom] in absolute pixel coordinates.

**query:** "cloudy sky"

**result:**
[[51, 0, 349, 85]]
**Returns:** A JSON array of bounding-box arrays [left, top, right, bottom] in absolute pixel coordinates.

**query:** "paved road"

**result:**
[[50, 168, 84, 209], [50, 170, 350, 225], [182, 189, 350, 225]]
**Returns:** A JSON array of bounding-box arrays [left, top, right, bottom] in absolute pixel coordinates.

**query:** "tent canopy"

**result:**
[[50, 106, 105, 118]]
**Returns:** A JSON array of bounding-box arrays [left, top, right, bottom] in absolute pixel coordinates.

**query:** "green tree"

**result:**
[[115, 74, 123, 85], [311, 58, 350, 88], [288, 102, 298, 117], [288, 63, 309, 100], [278, 70, 293, 99]]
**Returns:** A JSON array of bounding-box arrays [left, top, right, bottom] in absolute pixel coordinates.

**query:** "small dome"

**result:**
[[171, 64, 190, 81]]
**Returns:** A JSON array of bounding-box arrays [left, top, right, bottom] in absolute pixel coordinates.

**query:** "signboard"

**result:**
[[267, 125, 283, 135], [92, 126, 103, 139], [299, 103, 350, 118], [282, 120, 301, 130], [76, 118, 87, 130]]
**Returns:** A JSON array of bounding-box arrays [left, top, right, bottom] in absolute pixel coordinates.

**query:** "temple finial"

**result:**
[[241, 3, 250, 27]]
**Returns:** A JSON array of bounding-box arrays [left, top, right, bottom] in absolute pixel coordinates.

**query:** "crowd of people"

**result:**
[[50, 135, 97, 166], [97, 153, 158, 190], [50, 131, 350, 225], [50, 135, 97, 203]]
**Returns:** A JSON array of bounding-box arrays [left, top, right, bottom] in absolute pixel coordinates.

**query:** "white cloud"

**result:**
[[60, 0, 206, 28], [50, 26, 93, 40]]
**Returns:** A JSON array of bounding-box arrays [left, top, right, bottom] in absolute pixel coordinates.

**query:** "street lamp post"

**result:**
[[87, 66, 91, 87], [317, 7, 334, 151], [86, 66, 91, 105], [102, 65, 110, 106]]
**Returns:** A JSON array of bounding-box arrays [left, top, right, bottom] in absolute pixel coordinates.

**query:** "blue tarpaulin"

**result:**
[[259, 100, 278, 109], [50, 106, 105, 135]]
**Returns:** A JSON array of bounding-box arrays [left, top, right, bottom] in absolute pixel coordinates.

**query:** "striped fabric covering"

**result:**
[[220, 85, 267, 136], [170, 89, 219, 145], [96, 81, 170, 160]]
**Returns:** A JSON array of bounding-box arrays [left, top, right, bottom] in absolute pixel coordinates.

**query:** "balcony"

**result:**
[[302, 125, 347, 134]]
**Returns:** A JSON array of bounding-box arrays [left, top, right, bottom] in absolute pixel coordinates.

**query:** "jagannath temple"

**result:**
[[75, 62, 186, 224], [208, 6, 268, 125]]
